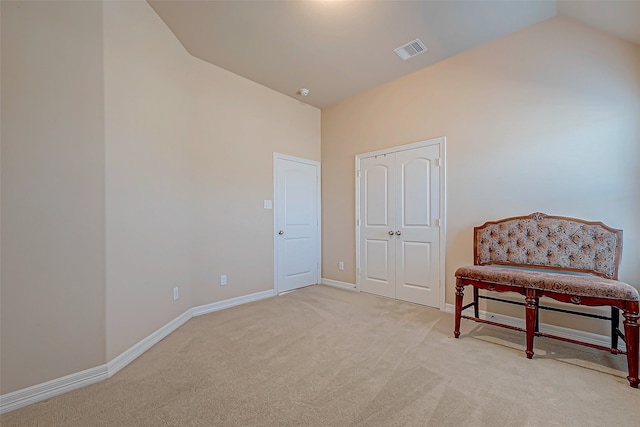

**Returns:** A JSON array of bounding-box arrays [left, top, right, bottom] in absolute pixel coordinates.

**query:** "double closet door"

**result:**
[[358, 144, 441, 308]]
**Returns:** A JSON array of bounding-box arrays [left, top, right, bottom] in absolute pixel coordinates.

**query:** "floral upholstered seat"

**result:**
[[455, 265, 639, 301]]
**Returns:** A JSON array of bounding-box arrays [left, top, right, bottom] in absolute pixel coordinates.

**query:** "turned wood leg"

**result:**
[[473, 286, 479, 318], [454, 279, 464, 338], [623, 304, 639, 388], [525, 289, 538, 359]]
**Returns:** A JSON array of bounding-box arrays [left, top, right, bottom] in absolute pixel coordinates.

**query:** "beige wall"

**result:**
[[1, 0, 320, 394], [104, 1, 320, 360], [190, 58, 321, 305], [1, 1, 106, 394], [321, 16, 640, 333], [103, 0, 196, 360]]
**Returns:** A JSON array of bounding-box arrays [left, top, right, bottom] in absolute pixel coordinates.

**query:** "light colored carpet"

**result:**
[[2, 284, 638, 426]]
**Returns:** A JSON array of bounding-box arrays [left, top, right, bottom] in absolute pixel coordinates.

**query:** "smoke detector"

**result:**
[[394, 39, 428, 61], [298, 88, 310, 96]]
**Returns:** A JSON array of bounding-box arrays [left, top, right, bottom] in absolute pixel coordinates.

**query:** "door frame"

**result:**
[[355, 137, 446, 310], [273, 153, 322, 294]]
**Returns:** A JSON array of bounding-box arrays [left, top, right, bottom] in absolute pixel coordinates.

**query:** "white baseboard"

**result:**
[[444, 303, 617, 349], [191, 289, 275, 317], [0, 365, 108, 415], [321, 278, 357, 291], [106, 309, 193, 379], [0, 288, 276, 415]]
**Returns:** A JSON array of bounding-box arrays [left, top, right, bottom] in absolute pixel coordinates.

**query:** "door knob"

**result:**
[[278, 230, 284, 235], [395, 231, 402, 236], [388, 231, 394, 236]]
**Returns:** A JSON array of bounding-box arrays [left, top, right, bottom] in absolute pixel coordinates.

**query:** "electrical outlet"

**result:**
[[173, 286, 179, 301], [220, 275, 227, 286], [339, 261, 344, 271]]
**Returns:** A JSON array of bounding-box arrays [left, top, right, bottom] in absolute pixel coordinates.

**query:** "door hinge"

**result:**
[[435, 218, 440, 227], [356, 170, 361, 178], [357, 267, 361, 275], [356, 218, 360, 226], [435, 158, 441, 167]]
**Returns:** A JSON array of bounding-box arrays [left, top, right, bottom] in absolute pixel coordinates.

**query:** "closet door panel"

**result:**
[[395, 145, 440, 307], [359, 155, 395, 299]]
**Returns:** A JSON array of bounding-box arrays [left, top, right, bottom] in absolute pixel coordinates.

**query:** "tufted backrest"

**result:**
[[474, 212, 622, 279]]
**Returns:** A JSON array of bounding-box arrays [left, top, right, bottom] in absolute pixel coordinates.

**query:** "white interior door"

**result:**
[[275, 155, 320, 293], [358, 142, 442, 308], [359, 154, 395, 298], [394, 145, 440, 307]]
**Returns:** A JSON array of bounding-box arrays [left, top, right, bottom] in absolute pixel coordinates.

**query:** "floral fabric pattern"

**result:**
[[475, 215, 620, 279], [455, 265, 639, 302]]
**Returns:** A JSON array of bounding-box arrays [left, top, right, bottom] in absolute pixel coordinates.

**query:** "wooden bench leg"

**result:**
[[611, 307, 620, 351], [473, 286, 479, 318], [525, 289, 538, 359], [534, 296, 540, 333], [454, 279, 464, 338], [623, 305, 639, 388]]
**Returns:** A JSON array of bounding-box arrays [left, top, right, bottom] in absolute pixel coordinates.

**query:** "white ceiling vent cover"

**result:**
[[394, 39, 428, 61]]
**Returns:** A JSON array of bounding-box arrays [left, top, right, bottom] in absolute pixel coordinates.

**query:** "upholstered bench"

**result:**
[[453, 212, 639, 387]]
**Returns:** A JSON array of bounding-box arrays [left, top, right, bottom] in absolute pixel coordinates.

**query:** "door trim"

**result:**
[[355, 137, 446, 310], [273, 153, 322, 294]]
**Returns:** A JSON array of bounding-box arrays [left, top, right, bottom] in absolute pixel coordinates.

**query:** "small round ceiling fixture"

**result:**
[[298, 88, 310, 96]]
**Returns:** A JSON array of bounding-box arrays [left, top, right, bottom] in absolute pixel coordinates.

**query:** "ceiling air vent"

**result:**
[[394, 38, 428, 61]]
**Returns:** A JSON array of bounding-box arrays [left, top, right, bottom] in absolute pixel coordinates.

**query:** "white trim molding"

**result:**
[[321, 278, 357, 291], [0, 365, 108, 415], [192, 289, 276, 317], [0, 289, 276, 415], [444, 304, 618, 350], [106, 310, 193, 379]]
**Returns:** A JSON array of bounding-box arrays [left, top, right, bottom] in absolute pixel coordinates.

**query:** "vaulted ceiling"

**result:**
[[148, 1, 640, 108]]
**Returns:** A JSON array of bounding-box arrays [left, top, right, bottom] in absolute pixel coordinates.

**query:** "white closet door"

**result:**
[[394, 145, 440, 307], [357, 143, 441, 308], [359, 154, 396, 298]]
